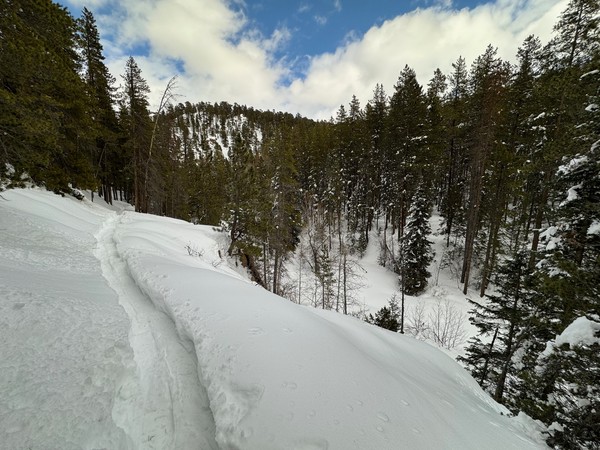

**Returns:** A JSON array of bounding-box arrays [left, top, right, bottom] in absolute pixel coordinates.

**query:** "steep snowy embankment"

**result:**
[[0, 188, 547, 449]]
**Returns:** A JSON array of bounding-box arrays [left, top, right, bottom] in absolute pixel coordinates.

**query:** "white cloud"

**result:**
[[65, 0, 568, 119], [314, 15, 328, 25], [298, 3, 311, 14], [334, 0, 342, 12]]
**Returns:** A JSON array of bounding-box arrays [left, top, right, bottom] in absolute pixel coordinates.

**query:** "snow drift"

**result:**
[[0, 188, 547, 449]]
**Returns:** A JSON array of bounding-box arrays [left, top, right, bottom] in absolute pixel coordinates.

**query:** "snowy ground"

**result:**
[[286, 215, 481, 358], [0, 188, 547, 449], [356, 217, 480, 357]]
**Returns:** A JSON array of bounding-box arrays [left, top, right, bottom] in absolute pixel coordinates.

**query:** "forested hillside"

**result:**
[[1, 0, 598, 447]]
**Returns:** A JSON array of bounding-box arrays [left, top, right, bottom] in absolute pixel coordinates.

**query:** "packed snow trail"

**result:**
[[94, 212, 218, 449]]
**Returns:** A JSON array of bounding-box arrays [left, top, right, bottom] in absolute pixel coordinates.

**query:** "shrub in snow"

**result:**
[[366, 295, 400, 332], [427, 298, 467, 350]]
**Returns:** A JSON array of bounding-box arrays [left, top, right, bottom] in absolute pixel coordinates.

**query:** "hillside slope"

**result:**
[[0, 188, 546, 449]]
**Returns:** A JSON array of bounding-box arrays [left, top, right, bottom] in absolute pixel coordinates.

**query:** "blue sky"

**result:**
[[59, 0, 567, 118], [244, 1, 481, 60]]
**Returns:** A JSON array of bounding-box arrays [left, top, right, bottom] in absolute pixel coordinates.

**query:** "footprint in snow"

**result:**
[[376, 412, 390, 422], [248, 327, 265, 335], [282, 381, 298, 390]]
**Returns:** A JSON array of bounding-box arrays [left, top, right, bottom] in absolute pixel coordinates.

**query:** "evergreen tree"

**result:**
[[77, 7, 119, 203], [426, 68, 448, 198], [506, 36, 546, 254], [262, 126, 302, 295], [364, 84, 388, 227], [344, 95, 370, 252], [461, 46, 510, 294], [119, 56, 151, 212], [401, 184, 433, 295], [546, 0, 599, 68], [529, 0, 600, 266], [367, 296, 401, 332], [0, 0, 95, 190], [384, 65, 428, 242], [225, 131, 269, 285], [530, 316, 600, 449], [459, 252, 536, 403], [440, 56, 469, 246]]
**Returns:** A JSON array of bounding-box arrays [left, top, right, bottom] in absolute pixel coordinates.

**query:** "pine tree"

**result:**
[[546, 0, 599, 68], [529, 0, 600, 267], [119, 56, 151, 212], [0, 0, 95, 190], [262, 125, 302, 295], [77, 7, 119, 203], [364, 84, 388, 227], [367, 296, 401, 332], [461, 46, 509, 294], [384, 65, 428, 242], [506, 36, 546, 254], [459, 251, 536, 403], [426, 68, 448, 198], [344, 95, 370, 252], [530, 317, 600, 449], [401, 184, 433, 295], [504, 22, 598, 446], [440, 56, 469, 246]]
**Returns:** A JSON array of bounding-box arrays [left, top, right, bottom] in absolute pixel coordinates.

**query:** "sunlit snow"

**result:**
[[0, 188, 548, 449]]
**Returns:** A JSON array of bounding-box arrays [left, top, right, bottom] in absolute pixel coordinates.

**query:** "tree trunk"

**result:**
[[480, 326, 499, 387], [343, 252, 348, 315], [272, 249, 279, 295]]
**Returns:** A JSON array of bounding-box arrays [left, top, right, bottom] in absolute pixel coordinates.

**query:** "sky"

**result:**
[[58, 0, 568, 119]]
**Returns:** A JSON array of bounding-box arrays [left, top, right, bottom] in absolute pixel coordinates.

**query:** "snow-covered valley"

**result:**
[[0, 188, 547, 449]]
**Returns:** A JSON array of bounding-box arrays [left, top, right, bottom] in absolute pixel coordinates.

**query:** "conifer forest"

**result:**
[[1, 0, 599, 448]]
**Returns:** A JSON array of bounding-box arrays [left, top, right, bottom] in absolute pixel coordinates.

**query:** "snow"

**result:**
[[531, 112, 546, 121], [539, 226, 559, 251], [540, 316, 600, 360], [588, 220, 600, 236], [559, 183, 581, 206], [557, 155, 588, 176], [554, 316, 600, 348], [580, 69, 599, 79], [348, 215, 479, 357], [0, 188, 548, 449], [4, 162, 14, 176]]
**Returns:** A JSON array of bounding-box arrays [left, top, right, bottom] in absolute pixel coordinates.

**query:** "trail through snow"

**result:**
[[94, 212, 218, 449]]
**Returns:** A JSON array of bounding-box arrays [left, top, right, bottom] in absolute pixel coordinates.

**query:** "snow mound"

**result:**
[[0, 188, 548, 449], [555, 316, 600, 348]]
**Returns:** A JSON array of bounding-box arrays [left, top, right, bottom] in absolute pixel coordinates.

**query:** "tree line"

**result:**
[[1, 0, 598, 447]]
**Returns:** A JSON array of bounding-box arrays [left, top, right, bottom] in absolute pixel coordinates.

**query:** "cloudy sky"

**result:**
[[58, 0, 568, 119]]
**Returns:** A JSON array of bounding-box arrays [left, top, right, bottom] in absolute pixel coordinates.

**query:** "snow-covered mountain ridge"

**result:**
[[0, 188, 547, 449], [169, 102, 268, 159]]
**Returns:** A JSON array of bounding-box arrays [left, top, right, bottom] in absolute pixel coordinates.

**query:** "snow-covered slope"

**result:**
[[0, 188, 547, 449]]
